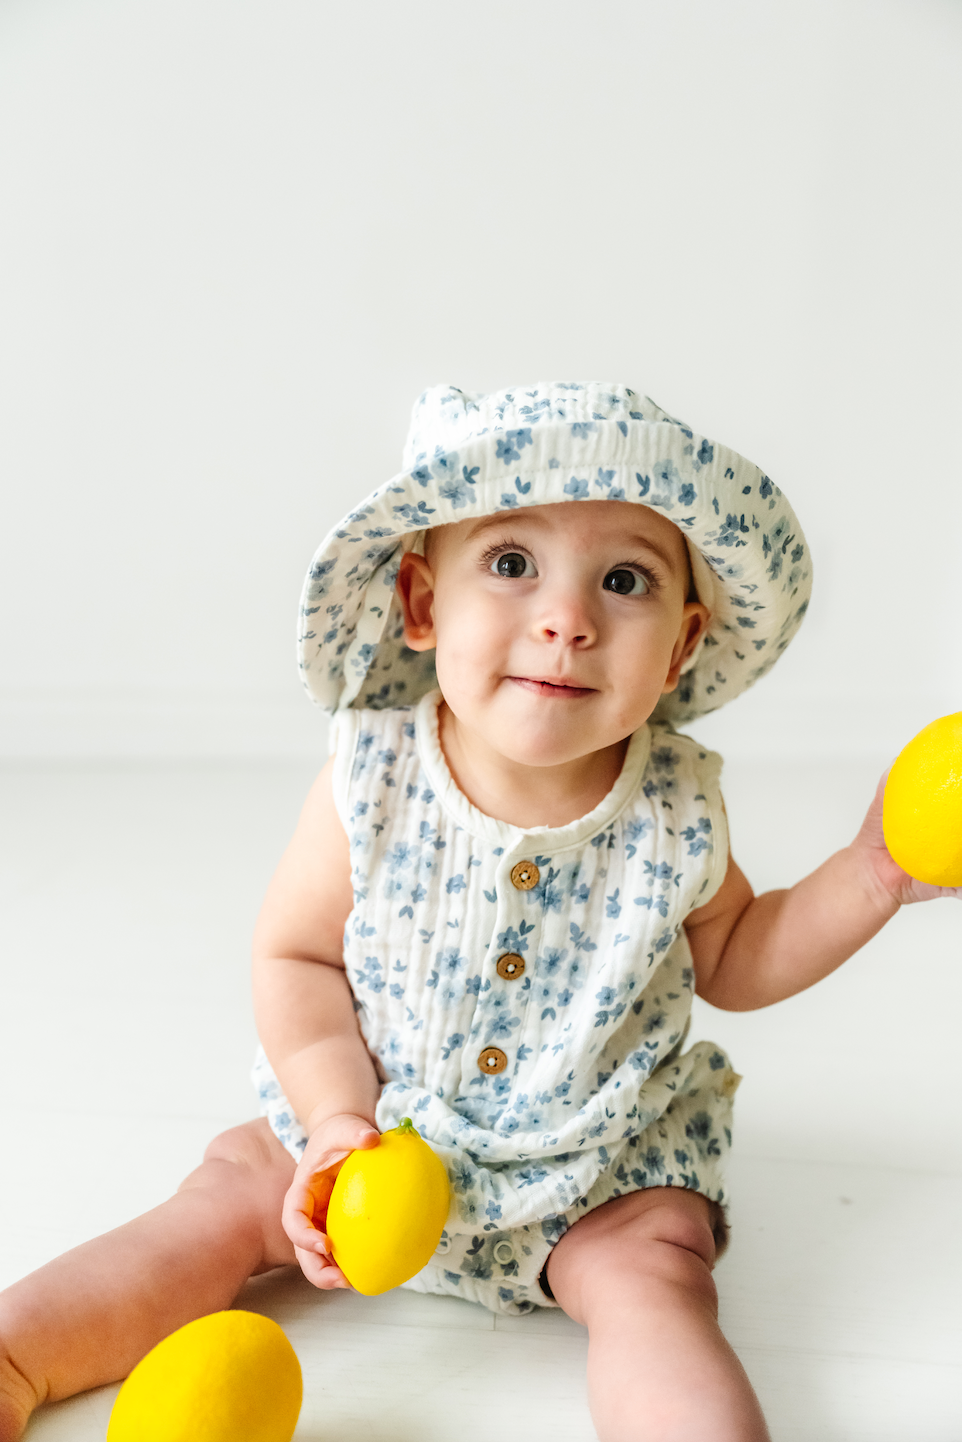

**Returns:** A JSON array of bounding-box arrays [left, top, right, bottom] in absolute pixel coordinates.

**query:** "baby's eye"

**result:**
[[603, 568, 649, 596], [490, 551, 537, 579]]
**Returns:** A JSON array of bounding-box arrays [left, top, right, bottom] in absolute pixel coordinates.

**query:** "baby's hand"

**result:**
[[281, 1113, 380, 1289], [853, 772, 962, 907]]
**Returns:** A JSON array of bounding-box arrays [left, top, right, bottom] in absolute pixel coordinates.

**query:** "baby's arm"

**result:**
[[252, 756, 378, 1287], [686, 773, 960, 1011]]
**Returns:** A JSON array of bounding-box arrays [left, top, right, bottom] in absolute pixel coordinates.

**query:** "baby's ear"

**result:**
[[396, 551, 437, 651], [662, 603, 711, 693]]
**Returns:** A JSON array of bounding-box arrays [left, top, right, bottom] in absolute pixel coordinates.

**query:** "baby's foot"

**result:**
[[0, 1344, 38, 1442]]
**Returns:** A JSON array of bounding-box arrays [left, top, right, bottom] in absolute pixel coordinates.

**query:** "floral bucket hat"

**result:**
[[298, 382, 812, 726]]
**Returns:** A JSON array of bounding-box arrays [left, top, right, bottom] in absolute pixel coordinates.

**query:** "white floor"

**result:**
[[2, 754, 961, 1440]]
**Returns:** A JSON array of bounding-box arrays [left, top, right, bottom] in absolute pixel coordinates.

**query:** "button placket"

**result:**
[[474, 851, 544, 1086]]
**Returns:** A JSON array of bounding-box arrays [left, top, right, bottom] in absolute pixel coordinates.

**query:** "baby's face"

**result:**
[[396, 500, 710, 769]]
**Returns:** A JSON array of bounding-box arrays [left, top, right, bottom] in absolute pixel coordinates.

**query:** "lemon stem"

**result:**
[[397, 1116, 416, 1133]]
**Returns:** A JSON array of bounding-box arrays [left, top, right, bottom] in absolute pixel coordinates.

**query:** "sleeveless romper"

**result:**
[[254, 690, 740, 1315]]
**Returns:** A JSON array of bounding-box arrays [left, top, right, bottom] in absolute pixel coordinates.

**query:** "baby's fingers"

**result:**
[[282, 1180, 328, 1253], [294, 1240, 351, 1290], [284, 1210, 325, 1255]]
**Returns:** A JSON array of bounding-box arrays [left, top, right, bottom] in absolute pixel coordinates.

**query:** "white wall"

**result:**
[[1, 0, 960, 761]]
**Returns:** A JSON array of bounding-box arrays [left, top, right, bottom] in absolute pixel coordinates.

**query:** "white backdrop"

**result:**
[[1, 0, 960, 761]]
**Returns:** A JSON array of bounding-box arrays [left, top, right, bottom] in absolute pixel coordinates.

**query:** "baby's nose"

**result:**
[[541, 620, 591, 644], [536, 591, 597, 646]]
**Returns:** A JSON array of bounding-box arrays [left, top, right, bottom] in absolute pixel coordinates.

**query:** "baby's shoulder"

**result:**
[[328, 702, 425, 824], [329, 702, 420, 764], [643, 722, 724, 787]]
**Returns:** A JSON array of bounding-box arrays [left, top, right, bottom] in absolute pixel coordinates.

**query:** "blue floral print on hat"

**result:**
[[298, 382, 812, 724]]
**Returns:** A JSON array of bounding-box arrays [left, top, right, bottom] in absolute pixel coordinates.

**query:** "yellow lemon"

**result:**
[[883, 712, 962, 886], [106, 1310, 302, 1442], [326, 1116, 451, 1295]]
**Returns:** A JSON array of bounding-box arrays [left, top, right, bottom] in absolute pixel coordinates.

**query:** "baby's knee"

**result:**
[[628, 1189, 719, 1271], [177, 1120, 292, 1205], [201, 1119, 282, 1173], [548, 1189, 719, 1320], [178, 1120, 294, 1264], [579, 1187, 717, 1262], [634, 1231, 719, 1310]]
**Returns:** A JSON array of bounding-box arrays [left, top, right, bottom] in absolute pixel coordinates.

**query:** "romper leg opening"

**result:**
[[710, 1199, 730, 1261]]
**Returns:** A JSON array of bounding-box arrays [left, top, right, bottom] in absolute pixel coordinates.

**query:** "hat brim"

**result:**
[[298, 417, 811, 725]]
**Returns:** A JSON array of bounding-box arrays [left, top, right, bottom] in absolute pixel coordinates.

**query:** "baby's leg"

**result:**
[[0, 1119, 295, 1442], [545, 1187, 769, 1442]]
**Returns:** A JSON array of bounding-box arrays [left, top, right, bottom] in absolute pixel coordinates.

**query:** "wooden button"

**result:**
[[510, 860, 540, 891], [496, 953, 525, 981], [478, 1046, 508, 1074]]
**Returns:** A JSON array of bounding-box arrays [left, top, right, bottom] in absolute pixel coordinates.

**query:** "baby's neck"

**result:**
[[437, 702, 632, 829]]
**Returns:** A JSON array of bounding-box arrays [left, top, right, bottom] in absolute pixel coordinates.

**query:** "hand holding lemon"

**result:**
[[325, 1116, 451, 1294], [283, 1112, 451, 1295], [281, 1111, 380, 1289], [882, 712, 962, 891]]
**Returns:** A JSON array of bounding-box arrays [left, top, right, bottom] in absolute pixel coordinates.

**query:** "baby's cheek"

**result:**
[[436, 619, 505, 693]]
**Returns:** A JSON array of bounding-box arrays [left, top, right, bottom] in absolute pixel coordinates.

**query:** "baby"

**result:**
[[1, 383, 956, 1442]]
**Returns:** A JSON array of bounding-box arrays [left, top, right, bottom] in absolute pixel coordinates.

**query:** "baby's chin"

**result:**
[[444, 684, 651, 768]]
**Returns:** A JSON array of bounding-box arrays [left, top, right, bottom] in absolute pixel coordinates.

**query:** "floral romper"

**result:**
[[254, 689, 740, 1315]]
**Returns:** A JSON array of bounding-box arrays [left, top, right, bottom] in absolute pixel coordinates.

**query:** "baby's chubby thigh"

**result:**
[[544, 1187, 719, 1328]]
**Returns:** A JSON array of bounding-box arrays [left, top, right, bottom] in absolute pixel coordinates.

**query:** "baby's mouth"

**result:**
[[508, 676, 597, 699]]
